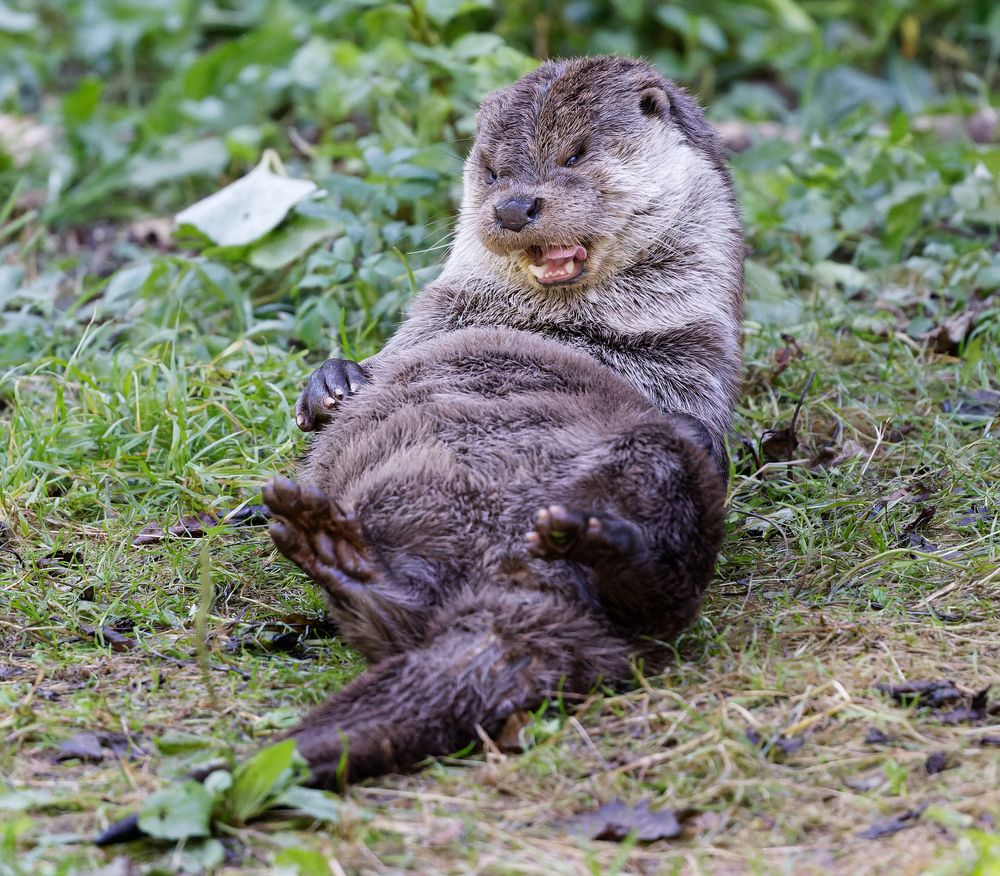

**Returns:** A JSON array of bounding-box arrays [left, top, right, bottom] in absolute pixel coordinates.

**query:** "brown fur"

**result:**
[[269, 56, 742, 787], [268, 329, 725, 786]]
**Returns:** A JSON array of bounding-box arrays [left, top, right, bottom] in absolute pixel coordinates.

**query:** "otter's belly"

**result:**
[[299, 328, 662, 565]]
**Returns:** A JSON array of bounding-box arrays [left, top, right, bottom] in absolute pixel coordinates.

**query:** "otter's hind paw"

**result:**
[[264, 477, 376, 595], [526, 504, 641, 564]]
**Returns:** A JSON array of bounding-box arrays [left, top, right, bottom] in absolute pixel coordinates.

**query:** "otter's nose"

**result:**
[[495, 197, 541, 232]]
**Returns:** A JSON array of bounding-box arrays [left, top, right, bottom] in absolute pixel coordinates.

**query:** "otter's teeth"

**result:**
[[528, 258, 579, 282]]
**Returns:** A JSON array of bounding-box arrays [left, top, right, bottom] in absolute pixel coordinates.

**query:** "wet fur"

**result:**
[[268, 56, 742, 787]]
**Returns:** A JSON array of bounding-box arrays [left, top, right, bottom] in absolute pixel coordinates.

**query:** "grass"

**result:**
[[2, 302, 998, 874]]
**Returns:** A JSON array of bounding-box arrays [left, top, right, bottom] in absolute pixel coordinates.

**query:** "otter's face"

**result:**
[[462, 57, 721, 292]]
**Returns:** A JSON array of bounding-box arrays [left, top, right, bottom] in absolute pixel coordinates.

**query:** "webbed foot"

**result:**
[[264, 477, 377, 601], [525, 504, 641, 564]]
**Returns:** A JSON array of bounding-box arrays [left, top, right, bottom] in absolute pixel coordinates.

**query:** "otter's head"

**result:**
[[461, 56, 726, 291]]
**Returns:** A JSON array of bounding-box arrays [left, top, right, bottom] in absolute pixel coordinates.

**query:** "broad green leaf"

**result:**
[[138, 781, 214, 840], [176, 151, 318, 247], [226, 738, 298, 823], [203, 770, 234, 797], [164, 838, 226, 874], [156, 730, 226, 755], [764, 0, 816, 34], [274, 785, 341, 823], [248, 217, 344, 271], [976, 259, 1000, 292], [812, 261, 869, 293], [127, 138, 229, 190], [101, 262, 154, 312], [62, 76, 103, 125], [421, 0, 491, 27], [744, 260, 804, 326], [0, 789, 54, 811], [0, 3, 36, 33]]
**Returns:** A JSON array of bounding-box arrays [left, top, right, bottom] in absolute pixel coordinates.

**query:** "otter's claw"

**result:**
[[295, 358, 369, 432]]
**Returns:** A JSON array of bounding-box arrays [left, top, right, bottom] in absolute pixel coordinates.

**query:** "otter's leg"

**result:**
[[263, 476, 428, 660], [282, 589, 631, 788], [526, 504, 663, 623], [526, 418, 726, 640]]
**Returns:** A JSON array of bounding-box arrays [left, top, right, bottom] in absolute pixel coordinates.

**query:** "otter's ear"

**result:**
[[639, 87, 670, 120], [655, 79, 724, 165]]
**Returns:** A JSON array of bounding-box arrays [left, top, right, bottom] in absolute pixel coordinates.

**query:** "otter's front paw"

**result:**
[[295, 358, 369, 432]]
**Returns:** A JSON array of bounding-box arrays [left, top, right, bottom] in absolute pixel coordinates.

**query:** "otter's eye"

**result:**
[[565, 154, 580, 167], [486, 166, 498, 184]]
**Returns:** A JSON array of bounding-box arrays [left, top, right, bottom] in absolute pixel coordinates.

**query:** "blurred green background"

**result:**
[[1, 0, 998, 374]]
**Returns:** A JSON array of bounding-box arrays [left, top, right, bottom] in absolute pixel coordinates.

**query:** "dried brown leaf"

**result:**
[[168, 512, 219, 538], [844, 772, 883, 792], [923, 311, 974, 354], [941, 389, 1000, 420], [55, 731, 143, 763], [924, 750, 956, 774], [132, 521, 165, 546], [77, 622, 136, 652], [570, 799, 688, 843], [858, 807, 924, 840], [496, 710, 532, 753], [760, 427, 798, 463], [863, 727, 894, 745], [875, 679, 963, 708]]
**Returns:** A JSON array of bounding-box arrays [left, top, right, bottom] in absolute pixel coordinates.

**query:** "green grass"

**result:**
[[2, 291, 997, 874], [2, 2, 1000, 873]]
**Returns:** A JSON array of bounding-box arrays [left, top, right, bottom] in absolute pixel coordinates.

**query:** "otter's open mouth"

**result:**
[[525, 244, 588, 285]]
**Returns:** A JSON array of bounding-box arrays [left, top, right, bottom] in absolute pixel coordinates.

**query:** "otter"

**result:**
[[266, 55, 743, 788]]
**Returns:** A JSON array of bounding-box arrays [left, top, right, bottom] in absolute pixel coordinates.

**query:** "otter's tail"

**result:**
[[285, 589, 631, 788]]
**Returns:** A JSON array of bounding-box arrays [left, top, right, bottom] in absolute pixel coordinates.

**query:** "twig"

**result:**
[[787, 370, 816, 462]]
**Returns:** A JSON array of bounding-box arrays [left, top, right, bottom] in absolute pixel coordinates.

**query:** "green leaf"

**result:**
[[976, 259, 1000, 292], [812, 261, 869, 293], [0, 789, 55, 812], [127, 138, 229, 190], [62, 76, 103, 125], [101, 262, 154, 313], [764, 0, 816, 33], [744, 260, 804, 326], [274, 785, 341, 823], [226, 738, 299, 824], [156, 730, 226, 755], [274, 848, 333, 876], [165, 838, 226, 874], [422, 0, 491, 27], [138, 781, 214, 840], [177, 151, 318, 247], [248, 217, 344, 271], [0, 3, 37, 33], [203, 769, 234, 798]]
